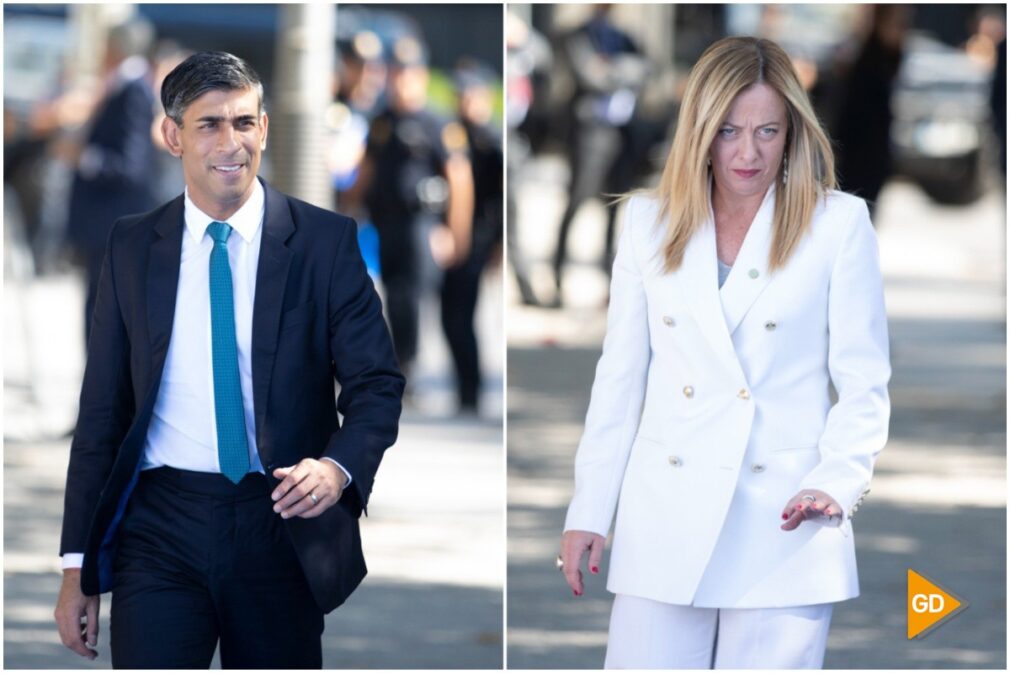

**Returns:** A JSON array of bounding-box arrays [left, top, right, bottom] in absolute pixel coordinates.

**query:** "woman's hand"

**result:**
[[780, 489, 842, 530], [560, 530, 605, 596]]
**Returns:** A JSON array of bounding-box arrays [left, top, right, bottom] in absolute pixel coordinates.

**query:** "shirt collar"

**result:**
[[184, 178, 265, 244]]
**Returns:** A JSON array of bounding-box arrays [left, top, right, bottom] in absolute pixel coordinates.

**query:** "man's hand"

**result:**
[[54, 569, 99, 660], [780, 489, 842, 530], [560, 530, 606, 597], [271, 458, 347, 519]]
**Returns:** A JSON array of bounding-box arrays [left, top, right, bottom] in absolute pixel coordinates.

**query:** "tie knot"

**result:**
[[207, 221, 232, 244]]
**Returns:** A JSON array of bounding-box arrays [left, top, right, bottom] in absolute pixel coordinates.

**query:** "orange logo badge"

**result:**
[[907, 569, 968, 639]]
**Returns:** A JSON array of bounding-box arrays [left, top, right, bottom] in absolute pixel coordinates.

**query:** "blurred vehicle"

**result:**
[[892, 31, 993, 205]]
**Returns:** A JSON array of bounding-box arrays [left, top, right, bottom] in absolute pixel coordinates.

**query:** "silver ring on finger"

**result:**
[[801, 494, 817, 502], [555, 555, 564, 571], [309, 492, 319, 505]]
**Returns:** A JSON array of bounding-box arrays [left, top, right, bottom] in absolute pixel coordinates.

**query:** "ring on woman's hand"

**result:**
[[555, 555, 564, 571], [309, 492, 319, 505], [801, 494, 817, 502]]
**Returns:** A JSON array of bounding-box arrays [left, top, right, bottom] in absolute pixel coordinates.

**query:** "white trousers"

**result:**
[[605, 594, 833, 669]]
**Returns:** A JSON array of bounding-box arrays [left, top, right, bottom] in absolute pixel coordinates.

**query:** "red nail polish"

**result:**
[[591, 566, 599, 574], [573, 589, 580, 597], [781, 513, 788, 520]]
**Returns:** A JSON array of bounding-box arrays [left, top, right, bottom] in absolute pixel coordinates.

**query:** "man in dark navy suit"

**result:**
[[53, 51, 404, 669], [65, 19, 159, 343]]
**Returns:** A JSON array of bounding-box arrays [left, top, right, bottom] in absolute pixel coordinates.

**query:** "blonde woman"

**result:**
[[558, 36, 890, 669]]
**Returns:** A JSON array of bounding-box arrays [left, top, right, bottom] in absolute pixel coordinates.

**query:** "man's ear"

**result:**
[[161, 116, 183, 157], [259, 112, 269, 151]]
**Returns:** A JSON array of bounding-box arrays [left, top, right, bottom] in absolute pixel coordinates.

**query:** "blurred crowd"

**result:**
[[4, 5, 503, 418], [507, 3, 1007, 308]]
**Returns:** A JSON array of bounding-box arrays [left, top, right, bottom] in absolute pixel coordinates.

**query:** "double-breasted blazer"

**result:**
[[564, 185, 891, 608]]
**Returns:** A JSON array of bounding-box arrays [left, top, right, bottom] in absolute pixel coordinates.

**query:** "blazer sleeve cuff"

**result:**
[[562, 509, 610, 538], [798, 468, 870, 523]]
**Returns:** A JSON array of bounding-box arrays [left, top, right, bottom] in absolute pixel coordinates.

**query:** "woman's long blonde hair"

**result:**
[[655, 36, 836, 272]]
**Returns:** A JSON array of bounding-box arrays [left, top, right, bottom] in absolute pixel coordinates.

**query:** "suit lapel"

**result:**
[[148, 196, 185, 378], [677, 214, 741, 374], [719, 186, 775, 336], [251, 181, 295, 440]]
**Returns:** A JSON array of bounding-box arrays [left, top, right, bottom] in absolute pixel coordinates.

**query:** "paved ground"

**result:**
[[506, 158, 1007, 669], [3, 247, 505, 669]]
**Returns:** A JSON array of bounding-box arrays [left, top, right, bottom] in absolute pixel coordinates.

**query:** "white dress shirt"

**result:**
[[63, 180, 348, 569], [142, 181, 266, 474]]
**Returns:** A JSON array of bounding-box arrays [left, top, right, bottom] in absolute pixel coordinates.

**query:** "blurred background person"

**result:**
[[148, 39, 191, 204], [506, 10, 552, 306], [330, 29, 387, 210], [336, 30, 388, 121], [327, 30, 388, 279], [350, 35, 475, 393], [5, 23, 102, 280], [550, 3, 650, 306], [834, 4, 909, 217], [63, 17, 158, 343], [441, 59, 503, 414]]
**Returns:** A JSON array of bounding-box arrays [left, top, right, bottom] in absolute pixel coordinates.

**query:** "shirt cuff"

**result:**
[[320, 457, 352, 487], [61, 553, 85, 570]]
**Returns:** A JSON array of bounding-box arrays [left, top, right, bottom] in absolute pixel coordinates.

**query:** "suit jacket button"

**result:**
[[750, 463, 766, 473], [668, 455, 683, 467], [683, 385, 694, 398], [765, 320, 777, 331], [662, 315, 675, 327], [749, 268, 760, 279], [737, 388, 750, 400]]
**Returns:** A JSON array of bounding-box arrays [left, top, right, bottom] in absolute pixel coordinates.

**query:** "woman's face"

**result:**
[[709, 82, 788, 203]]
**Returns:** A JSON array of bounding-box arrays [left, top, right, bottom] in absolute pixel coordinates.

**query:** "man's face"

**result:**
[[162, 86, 268, 219], [390, 65, 429, 113], [460, 87, 493, 126]]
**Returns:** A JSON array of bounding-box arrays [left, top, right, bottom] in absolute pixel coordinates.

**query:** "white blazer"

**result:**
[[564, 186, 891, 608]]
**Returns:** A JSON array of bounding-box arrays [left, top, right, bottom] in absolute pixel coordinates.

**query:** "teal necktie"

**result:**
[[207, 221, 249, 484]]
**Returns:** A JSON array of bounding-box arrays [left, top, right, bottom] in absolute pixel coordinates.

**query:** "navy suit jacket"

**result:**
[[59, 179, 405, 613]]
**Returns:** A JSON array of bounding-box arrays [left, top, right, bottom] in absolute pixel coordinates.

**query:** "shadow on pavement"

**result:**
[[4, 574, 503, 669]]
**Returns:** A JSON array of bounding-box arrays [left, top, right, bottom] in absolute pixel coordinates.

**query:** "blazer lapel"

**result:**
[[719, 186, 775, 336], [677, 214, 741, 375], [251, 181, 295, 441], [148, 196, 185, 378]]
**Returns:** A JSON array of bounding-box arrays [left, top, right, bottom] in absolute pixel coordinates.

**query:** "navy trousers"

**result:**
[[109, 467, 324, 669]]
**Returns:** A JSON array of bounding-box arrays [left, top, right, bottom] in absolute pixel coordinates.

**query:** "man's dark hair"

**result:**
[[161, 51, 264, 126]]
